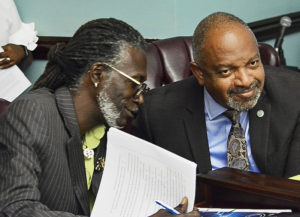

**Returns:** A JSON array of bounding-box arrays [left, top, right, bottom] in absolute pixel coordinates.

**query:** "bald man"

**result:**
[[131, 12, 300, 180]]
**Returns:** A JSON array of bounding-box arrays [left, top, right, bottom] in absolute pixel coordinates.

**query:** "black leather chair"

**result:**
[[145, 36, 280, 88]]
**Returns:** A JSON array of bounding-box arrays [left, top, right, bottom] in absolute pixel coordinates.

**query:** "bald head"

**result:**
[[190, 12, 264, 111], [192, 12, 257, 67]]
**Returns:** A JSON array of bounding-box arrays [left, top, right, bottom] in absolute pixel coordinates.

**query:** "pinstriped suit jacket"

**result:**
[[0, 87, 94, 217]]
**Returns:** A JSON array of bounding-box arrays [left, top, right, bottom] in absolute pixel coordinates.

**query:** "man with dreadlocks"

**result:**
[[0, 18, 200, 217]]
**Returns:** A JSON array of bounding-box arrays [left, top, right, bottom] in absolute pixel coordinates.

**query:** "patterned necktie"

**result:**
[[225, 110, 249, 171]]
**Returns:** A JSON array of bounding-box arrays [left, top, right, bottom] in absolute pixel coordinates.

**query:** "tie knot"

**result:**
[[224, 110, 240, 124]]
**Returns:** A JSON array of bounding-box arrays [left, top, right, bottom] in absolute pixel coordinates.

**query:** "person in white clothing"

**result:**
[[0, 0, 38, 70]]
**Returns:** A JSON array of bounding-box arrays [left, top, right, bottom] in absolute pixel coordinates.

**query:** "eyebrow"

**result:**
[[246, 54, 261, 65], [132, 74, 146, 82], [215, 54, 261, 69], [213, 63, 236, 72]]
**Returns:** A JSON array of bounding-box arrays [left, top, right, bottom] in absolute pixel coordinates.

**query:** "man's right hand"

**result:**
[[0, 44, 26, 69], [149, 197, 201, 217]]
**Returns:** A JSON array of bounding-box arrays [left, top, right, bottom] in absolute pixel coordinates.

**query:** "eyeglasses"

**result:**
[[101, 63, 150, 98]]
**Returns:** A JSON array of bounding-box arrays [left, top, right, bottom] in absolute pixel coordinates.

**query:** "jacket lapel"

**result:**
[[182, 84, 212, 174], [55, 87, 90, 215], [249, 90, 271, 174]]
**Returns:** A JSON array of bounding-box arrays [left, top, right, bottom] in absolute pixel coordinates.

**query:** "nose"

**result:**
[[234, 68, 252, 87], [133, 94, 144, 105]]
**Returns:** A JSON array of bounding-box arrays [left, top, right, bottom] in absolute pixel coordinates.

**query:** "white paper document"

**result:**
[[92, 128, 197, 217], [198, 208, 291, 216], [0, 47, 31, 102]]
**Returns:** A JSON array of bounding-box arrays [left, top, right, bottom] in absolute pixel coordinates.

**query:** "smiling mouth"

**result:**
[[229, 81, 260, 100], [234, 88, 256, 99]]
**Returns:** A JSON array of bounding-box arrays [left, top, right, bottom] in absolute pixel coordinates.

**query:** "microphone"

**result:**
[[274, 16, 292, 52]]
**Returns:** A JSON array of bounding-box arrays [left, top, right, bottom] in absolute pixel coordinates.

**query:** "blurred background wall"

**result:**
[[15, 0, 300, 84]]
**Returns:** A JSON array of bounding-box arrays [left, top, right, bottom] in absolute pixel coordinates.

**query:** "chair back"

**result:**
[[145, 36, 280, 88]]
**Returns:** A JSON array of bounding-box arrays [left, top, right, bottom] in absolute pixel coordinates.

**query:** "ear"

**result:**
[[88, 62, 107, 88], [190, 61, 205, 86]]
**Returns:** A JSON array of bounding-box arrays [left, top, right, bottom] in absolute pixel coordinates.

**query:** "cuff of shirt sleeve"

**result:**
[[9, 22, 38, 51]]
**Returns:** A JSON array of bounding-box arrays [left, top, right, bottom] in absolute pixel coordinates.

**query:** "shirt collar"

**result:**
[[204, 87, 227, 121]]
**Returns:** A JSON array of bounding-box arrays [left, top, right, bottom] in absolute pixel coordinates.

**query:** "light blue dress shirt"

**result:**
[[204, 88, 260, 172]]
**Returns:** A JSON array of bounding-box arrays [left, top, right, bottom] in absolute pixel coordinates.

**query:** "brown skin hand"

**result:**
[[0, 44, 25, 69], [149, 197, 201, 217]]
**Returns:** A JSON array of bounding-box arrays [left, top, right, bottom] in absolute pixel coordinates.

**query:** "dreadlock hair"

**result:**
[[32, 18, 146, 91], [192, 12, 256, 67]]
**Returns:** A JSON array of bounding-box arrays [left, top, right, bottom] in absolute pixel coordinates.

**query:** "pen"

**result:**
[[155, 200, 180, 215]]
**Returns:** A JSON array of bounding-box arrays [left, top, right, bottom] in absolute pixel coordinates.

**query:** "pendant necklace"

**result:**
[[83, 145, 94, 159]]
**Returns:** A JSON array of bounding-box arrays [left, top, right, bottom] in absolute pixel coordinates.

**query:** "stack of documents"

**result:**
[[0, 47, 31, 101], [91, 128, 197, 217], [198, 208, 291, 216]]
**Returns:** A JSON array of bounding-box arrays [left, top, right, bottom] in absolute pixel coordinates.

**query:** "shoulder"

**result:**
[[5, 88, 57, 119], [16, 88, 55, 106], [139, 76, 204, 117], [263, 65, 300, 110], [0, 88, 58, 140], [265, 65, 300, 81], [146, 76, 202, 102], [264, 66, 300, 96]]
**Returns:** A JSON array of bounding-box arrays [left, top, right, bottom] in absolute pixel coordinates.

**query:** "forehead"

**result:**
[[116, 46, 147, 80], [203, 23, 259, 67]]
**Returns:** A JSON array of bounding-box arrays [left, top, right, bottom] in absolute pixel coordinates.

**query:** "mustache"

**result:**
[[228, 81, 260, 95]]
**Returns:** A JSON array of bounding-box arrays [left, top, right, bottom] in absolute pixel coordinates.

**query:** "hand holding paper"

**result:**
[[91, 128, 198, 217], [150, 197, 200, 217], [0, 47, 31, 101], [0, 44, 26, 68]]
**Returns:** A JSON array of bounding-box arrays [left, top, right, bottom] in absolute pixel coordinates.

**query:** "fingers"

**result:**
[[177, 199, 201, 217], [175, 207, 200, 217], [0, 47, 8, 59], [181, 209, 201, 217], [148, 208, 171, 217], [175, 197, 188, 213], [0, 57, 15, 69], [0, 44, 25, 68], [0, 45, 12, 68], [150, 198, 200, 217], [186, 207, 201, 217], [176, 199, 201, 217]]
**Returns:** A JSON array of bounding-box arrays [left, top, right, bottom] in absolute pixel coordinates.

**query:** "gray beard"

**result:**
[[97, 88, 122, 129], [227, 88, 261, 112]]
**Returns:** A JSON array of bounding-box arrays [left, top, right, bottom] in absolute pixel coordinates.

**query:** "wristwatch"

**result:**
[[20, 45, 29, 56]]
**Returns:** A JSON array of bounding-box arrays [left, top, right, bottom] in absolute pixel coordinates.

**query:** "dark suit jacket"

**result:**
[[0, 87, 102, 217], [132, 66, 300, 178]]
